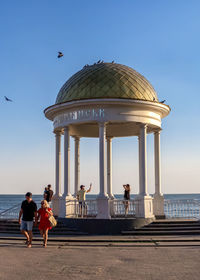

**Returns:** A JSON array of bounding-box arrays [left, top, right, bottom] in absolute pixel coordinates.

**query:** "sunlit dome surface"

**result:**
[[56, 62, 158, 104]]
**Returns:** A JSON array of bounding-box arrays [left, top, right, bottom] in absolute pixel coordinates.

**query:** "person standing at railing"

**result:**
[[123, 184, 131, 216], [77, 184, 92, 217], [43, 187, 48, 199], [18, 192, 37, 248], [44, 184, 54, 207]]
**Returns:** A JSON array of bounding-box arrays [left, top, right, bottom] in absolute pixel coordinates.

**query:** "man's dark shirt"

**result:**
[[46, 190, 53, 202], [21, 200, 37, 221]]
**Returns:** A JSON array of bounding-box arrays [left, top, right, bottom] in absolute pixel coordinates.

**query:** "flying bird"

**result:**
[[160, 100, 166, 103], [4, 96, 13, 102], [57, 52, 63, 58]]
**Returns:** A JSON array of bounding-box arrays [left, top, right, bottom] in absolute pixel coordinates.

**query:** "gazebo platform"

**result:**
[[57, 217, 155, 235]]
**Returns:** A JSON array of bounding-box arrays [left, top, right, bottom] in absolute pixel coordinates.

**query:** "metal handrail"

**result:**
[[0, 200, 41, 219], [0, 203, 21, 216]]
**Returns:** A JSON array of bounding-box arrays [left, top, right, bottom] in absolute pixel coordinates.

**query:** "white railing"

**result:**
[[111, 199, 135, 217], [164, 199, 200, 218], [66, 200, 98, 218], [2, 198, 200, 220]]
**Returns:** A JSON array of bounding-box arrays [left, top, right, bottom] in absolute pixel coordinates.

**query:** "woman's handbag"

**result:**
[[49, 215, 57, 227]]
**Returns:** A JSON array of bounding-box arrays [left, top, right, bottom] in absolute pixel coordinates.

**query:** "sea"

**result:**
[[1, 193, 200, 213]]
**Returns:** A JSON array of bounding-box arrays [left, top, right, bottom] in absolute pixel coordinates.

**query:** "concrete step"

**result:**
[[151, 220, 199, 224], [0, 230, 88, 235], [121, 220, 200, 235], [0, 220, 87, 235], [0, 227, 80, 233], [139, 227, 200, 231], [121, 230, 200, 235], [147, 222, 200, 227]]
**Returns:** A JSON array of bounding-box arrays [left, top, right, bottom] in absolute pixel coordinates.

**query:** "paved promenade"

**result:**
[[0, 236, 200, 280]]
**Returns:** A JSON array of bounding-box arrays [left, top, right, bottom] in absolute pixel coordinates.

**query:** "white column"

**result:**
[[135, 123, 154, 219], [60, 126, 74, 218], [138, 135, 142, 195], [107, 137, 114, 199], [52, 131, 61, 216], [55, 132, 61, 196], [74, 136, 80, 196], [154, 130, 161, 196], [98, 123, 107, 198], [140, 124, 148, 196], [97, 123, 110, 219], [153, 130, 165, 218], [63, 126, 71, 197]]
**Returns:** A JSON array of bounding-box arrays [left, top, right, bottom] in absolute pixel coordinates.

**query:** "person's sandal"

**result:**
[[42, 240, 47, 247], [27, 241, 32, 248]]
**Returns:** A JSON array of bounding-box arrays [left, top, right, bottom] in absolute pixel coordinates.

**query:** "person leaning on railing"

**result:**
[[77, 183, 92, 216]]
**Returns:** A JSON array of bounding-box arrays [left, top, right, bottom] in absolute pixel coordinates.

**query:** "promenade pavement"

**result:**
[[0, 236, 200, 280]]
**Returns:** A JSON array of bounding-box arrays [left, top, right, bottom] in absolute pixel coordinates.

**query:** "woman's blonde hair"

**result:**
[[41, 199, 49, 208]]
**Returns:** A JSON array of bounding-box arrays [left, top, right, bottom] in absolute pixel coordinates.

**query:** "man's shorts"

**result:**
[[20, 220, 33, 231]]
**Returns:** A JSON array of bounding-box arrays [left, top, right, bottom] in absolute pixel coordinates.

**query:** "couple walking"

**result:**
[[18, 192, 53, 248]]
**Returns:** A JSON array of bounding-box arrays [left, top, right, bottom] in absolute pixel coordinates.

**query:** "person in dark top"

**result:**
[[18, 192, 37, 248], [43, 187, 48, 199], [123, 184, 131, 216], [45, 184, 54, 205]]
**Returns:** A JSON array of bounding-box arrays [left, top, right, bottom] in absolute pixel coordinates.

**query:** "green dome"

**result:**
[[56, 62, 158, 104]]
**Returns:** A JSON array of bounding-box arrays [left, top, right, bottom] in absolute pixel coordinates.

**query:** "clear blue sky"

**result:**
[[0, 0, 200, 194]]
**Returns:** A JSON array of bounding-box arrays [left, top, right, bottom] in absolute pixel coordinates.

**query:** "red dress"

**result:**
[[38, 208, 52, 230]]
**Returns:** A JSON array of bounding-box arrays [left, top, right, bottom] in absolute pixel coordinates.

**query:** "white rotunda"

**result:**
[[44, 62, 170, 221]]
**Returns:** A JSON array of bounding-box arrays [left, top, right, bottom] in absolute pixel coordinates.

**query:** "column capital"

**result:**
[[154, 128, 162, 134], [73, 136, 80, 141], [99, 122, 107, 127], [140, 123, 148, 129], [106, 136, 113, 141], [136, 122, 148, 128], [54, 130, 62, 136]]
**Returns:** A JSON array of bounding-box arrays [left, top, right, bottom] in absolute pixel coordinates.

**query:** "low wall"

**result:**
[[58, 217, 154, 235]]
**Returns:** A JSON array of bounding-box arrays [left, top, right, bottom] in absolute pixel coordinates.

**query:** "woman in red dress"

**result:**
[[37, 200, 53, 247]]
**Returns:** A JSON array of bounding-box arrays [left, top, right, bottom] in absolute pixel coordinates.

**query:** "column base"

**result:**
[[153, 194, 165, 218], [52, 194, 62, 217], [108, 196, 115, 217], [59, 195, 75, 218], [108, 194, 115, 200], [134, 195, 155, 219], [96, 197, 111, 219]]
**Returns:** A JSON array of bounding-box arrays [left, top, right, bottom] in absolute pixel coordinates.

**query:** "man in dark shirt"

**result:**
[[18, 192, 37, 248]]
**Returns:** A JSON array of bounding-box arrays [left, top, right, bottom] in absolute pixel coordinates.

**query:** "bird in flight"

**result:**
[[4, 96, 13, 102], [57, 52, 63, 58], [160, 100, 166, 103]]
